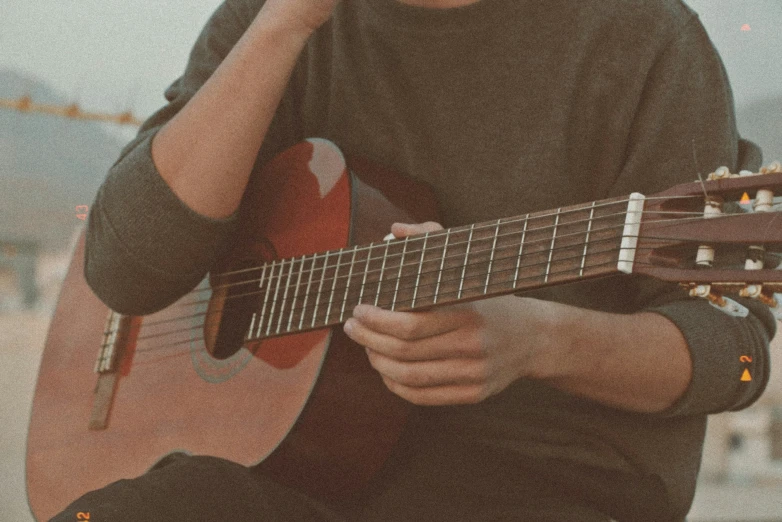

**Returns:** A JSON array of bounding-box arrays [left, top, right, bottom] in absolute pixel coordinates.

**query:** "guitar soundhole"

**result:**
[[211, 259, 262, 360]]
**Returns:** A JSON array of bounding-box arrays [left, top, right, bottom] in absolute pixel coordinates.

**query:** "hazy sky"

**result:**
[[1, 0, 781, 143]]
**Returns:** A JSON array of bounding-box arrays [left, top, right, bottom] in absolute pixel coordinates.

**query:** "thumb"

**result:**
[[390, 221, 444, 239]]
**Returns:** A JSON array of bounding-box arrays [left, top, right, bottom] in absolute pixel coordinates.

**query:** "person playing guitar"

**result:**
[[43, 0, 778, 520]]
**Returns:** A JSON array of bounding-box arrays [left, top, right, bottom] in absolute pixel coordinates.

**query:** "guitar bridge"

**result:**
[[89, 311, 140, 430]]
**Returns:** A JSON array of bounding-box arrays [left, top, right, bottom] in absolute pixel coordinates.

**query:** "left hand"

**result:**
[[343, 222, 562, 406]]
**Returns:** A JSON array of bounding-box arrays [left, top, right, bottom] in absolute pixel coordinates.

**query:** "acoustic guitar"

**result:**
[[26, 138, 782, 520]]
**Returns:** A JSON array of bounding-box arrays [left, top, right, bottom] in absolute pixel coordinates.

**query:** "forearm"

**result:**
[[531, 301, 692, 413], [151, 10, 312, 219]]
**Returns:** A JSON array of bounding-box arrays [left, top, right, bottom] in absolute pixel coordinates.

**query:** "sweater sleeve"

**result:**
[[604, 14, 777, 416], [83, 0, 262, 316]]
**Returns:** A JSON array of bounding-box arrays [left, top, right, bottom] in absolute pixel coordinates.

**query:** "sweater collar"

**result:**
[[360, 0, 518, 34]]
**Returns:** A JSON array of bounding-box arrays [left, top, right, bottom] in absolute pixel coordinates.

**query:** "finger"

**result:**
[[380, 377, 489, 406], [390, 221, 444, 239], [344, 314, 483, 360], [366, 348, 486, 387], [351, 303, 470, 341]]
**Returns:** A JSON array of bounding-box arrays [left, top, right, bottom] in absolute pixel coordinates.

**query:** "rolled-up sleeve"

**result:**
[[84, 0, 259, 315], [604, 14, 777, 416]]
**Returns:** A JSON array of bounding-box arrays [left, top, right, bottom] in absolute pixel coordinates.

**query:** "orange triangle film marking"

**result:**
[[741, 368, 752, 381], [740, 192, 751, 204]]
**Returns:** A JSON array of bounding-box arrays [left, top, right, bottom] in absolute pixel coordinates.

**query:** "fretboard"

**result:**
[[241, 195, 637, 340]]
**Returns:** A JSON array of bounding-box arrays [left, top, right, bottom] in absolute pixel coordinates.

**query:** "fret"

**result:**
[[411, 233, 429, 308], [375, 240, 392, 307], [457, 224, 475, 300], [266, 258, 286, 336], [543, 208, 562, 283], [325, 249, 345, 324], [287, 255, 306, 332], [312, 252, 330, 328], [340, 247, 358, 322], [247, 313, 258, 340], [513, 214, 529, 289], [545, 209, 561, 283], [300, 254, 317, 330], [391, 237, 409, 311], [248, 263, 268, 340], [484, 219, 501, 294], [359, 244, 374, 305], [275, 257, 296, 334], [434, 230, 450, 304], [256, 261, 276, 338], [580, 202, 596, 277], [257, 263, 268, 290]]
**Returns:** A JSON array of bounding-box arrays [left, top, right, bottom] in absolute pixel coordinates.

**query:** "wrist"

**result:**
[[252, 2, 332, 43], [525, 301, 606, 382], [251, 11, 313, 45]]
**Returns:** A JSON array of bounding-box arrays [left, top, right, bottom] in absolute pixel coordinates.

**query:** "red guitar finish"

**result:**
[[26, 138, 439, 520]]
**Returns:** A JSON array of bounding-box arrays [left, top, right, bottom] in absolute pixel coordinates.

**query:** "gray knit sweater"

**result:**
[[84, 0, 777, 519]]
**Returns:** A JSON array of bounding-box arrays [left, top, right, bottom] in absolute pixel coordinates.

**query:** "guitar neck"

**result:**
[[244, 195, 641, 340]]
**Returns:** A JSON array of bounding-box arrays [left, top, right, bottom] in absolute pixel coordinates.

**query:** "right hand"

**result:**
[[258, 0, 342, 37]]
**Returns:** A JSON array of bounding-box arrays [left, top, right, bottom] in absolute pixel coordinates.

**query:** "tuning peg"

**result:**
[[754, 188, 775, 212], [745, 245, 765, 270], [740, 284, 764, 299], [739, 285, 782, 320], [695, 198, 723, 267], [708, 166, 732, 180], [690, 284, 749, 317], [760, 161, 781, 174]]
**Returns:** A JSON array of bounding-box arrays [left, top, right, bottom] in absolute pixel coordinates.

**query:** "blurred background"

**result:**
[[1, 0, 781, 520]]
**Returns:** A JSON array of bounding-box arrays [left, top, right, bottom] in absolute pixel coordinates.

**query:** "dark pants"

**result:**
[[50, 434, 618, 522], [50, 453, 345, 522]]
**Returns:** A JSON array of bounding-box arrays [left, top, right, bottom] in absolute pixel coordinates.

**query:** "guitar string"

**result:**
[[192, 207, 707, 297], [192, 204, 754, 302], [159, 209, 630, 309], [99, 204, 775, 347], [138, 209, 732, 333], [121, 222, 778, 351], [201, 204, 774, 313], [195, 192, 724, 282], [141, 193, 700, 293], [124, 255, 716, 366], [126, 237, 695, 349], [131, 255, 628, 356], [130, 234, 632, 341], [125, 218, 769, 345], [199, 193, 710, 284], [93, 192, 780, 368], [140, 207, 713, 330]]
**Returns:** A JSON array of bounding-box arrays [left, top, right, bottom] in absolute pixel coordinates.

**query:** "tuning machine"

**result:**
[[740, 284, 782, 320], [760, 161, 782, 175], [687, 283, 749, 317], [693, 196, 723, 268]]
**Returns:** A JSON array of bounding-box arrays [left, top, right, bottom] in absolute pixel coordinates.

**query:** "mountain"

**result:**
[[0, 68, 128, 253]]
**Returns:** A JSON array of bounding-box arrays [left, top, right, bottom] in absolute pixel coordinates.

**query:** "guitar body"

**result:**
[[28, 135, 782, 520], [26, 138, 440, 520]]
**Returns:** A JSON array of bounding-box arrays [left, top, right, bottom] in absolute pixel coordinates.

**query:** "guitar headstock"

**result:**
[[633, 162, 782, 318]]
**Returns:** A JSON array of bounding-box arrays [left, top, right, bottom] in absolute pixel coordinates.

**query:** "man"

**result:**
[[54, 0, 776, 520]]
